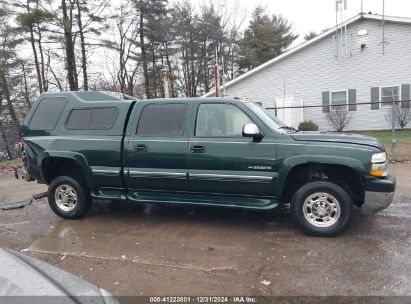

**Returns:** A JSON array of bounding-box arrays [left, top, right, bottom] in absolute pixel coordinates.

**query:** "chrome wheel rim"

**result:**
[[303, 192, 341, 227], [55, 184, 77, 212]]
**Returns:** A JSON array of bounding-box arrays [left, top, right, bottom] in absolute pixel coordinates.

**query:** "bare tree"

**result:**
[[19, 61, 36, 108], [102, 1, 140, 95], [136, 0, 150, 98], [325, 106, 352, 132], [61, 0, 78, 91], [75, 0, 109, 91], [385, 102, 411, 129]]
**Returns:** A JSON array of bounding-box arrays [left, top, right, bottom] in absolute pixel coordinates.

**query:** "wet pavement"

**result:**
[[0, 165, 410, 297]]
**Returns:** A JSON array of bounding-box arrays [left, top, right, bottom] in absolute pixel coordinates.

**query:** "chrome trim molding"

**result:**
[[189, 173, 273, 182], [126, 170, 273, 182], [128, 170, 187, 178], [92, 169, 120, 176]]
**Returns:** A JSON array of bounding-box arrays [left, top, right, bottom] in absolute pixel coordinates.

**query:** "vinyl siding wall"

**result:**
[[222, 18, 411, 131]]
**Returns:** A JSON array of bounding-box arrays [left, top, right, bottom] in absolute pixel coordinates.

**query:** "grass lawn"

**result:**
[[359, 129, 411, 147], [0, 158, 23, 169], [358, 129, 411, 160]]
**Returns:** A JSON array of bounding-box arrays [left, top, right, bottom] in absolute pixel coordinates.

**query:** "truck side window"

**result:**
[[66, 107, 119, 130], [195, 104, 252, 137], [90, 108, 118, 129], [29, 97, 68, 130], [66, 109, 92, 129], [136, 103, 187, 137]]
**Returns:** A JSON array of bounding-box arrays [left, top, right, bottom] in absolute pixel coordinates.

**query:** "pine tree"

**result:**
[[75, 0, 109, 91], [16, 0, 55, 93], [61, 0, 78, 91], [238, 5, 297, 72]]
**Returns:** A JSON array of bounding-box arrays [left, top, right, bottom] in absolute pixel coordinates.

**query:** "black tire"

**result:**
[[48, 176, 91, 219], [290, 181, 353, 237]]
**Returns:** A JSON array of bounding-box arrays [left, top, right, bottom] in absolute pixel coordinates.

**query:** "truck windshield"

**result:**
[[244, 102, 289, 134]]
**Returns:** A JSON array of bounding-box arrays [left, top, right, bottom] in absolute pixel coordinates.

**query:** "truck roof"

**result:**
[[146, 97, 245, 103], [36, 91, 244, 104], [36, 91, 137, 104]]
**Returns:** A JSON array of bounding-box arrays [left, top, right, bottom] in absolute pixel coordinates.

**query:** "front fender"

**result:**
[[276, 155, 366, 195]]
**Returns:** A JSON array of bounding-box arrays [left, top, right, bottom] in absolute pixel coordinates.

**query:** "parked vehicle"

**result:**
[[19, 91, 395, 236], [0, 247, 117, 303]]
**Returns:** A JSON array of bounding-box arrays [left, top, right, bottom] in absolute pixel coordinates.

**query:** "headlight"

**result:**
[[370, 152, 388, 177], [371, 152, 387, 163]]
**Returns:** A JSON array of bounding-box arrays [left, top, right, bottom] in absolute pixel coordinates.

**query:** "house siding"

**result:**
[[221, 18, 411, 131]]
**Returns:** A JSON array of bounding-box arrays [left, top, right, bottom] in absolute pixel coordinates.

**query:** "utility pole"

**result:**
[[222, 56, 225, 97], [214, 64, 221, 97], [161, 69, 171, 98], [214, 47, 220, 97], [382, 0, 385, 54], [391, 90, 397, 160]]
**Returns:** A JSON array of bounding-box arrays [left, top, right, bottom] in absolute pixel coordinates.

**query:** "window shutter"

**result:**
[[371, 87, 379, 110], [322, 91, 330, 113], [401, 84, 410, 108], [348, 89, 356, 111]]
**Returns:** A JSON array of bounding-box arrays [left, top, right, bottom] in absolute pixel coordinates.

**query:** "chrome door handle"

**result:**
[[134, 144, 148, 152], [190, 145, 206, 153]]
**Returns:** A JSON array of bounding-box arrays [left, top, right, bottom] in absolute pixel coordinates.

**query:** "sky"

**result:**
[[11, 0, 411, 93], [191, 0, 411, 44]]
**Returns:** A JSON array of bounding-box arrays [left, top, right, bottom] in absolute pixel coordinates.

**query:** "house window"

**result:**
[[331, 90, 347, 109], [380, 86, 400, 107]]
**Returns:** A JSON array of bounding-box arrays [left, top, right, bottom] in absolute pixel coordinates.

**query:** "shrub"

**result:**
[[298, 120, 319, 131], [325, 106, 352, 132]]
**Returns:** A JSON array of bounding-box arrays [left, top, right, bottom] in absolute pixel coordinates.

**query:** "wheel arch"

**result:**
[[277, 155, 366, 206], [40, 151, 92, 188]]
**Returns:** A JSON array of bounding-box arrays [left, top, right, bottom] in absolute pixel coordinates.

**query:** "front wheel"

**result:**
[[290, 181, 353, 236], [48, 176, 91, 219]]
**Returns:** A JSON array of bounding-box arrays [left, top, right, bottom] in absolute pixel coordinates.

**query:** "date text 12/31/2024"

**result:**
[[149, 297, 257, 303]]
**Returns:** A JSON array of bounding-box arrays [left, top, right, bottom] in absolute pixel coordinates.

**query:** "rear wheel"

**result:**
[[48, 176, 91, 219], [290, 181, 353, 236]]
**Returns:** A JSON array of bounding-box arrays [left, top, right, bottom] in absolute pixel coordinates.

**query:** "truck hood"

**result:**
[[289, 131, 384, 150]]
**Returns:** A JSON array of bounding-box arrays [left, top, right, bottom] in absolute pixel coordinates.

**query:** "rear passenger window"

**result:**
[[66, 109, 92, 129], [137, 104, 187, 137], [66, 107, 118, 130], [29, 97, 67, 130], [90, 108, 118, 129]]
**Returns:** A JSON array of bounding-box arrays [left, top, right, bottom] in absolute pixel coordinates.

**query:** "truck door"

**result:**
[[124, 101, 190, 193], [188, 102, 276, 197]]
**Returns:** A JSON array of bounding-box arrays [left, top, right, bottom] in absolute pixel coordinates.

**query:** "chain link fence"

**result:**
[[266, 99, 411, 161], [0, 122, 21, 161]]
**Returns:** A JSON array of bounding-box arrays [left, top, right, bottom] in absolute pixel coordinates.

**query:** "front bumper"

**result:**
[[361, 175, 396, 215]]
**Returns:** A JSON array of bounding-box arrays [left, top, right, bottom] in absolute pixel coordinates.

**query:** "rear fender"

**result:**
[[39, 151, 92, 188]]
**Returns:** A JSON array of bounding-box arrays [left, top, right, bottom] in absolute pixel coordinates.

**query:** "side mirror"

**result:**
[[242, 123, 263, 141]]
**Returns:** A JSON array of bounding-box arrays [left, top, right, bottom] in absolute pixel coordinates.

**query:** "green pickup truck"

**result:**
[[20, 91, 395, 236]]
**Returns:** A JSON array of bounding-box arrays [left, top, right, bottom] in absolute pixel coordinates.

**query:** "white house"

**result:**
[[203, 13, 411, 131]]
